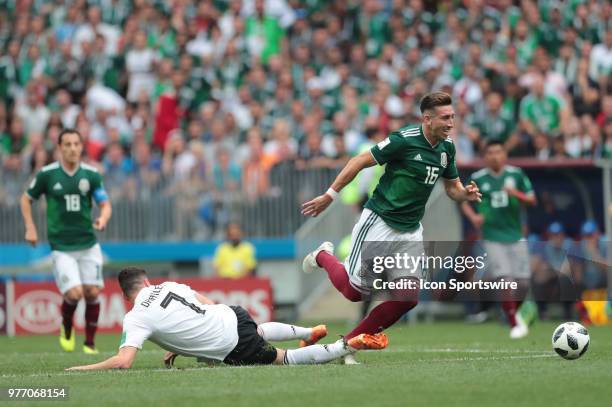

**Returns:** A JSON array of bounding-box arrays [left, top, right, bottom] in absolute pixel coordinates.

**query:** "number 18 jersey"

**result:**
[[26, 161, 107, 251], [120, 282, 239, 361]]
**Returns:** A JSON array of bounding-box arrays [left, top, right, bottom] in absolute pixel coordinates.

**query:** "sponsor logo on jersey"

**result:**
[[78, 178, 90, 195], [440, 152, 448, 168], [53, 182, 62, 190], [414, 153, 423, 161], [377, 138, 391, 150], [481, 182, 490, 192]]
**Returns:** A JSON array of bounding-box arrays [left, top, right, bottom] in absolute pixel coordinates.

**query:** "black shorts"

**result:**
[[223, 306, 278, 365]]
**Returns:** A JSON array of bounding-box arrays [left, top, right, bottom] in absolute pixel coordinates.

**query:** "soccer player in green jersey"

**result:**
[[20, 129, 112, 354], [301, 92, 481, 363], [461, 140, 537, 339]]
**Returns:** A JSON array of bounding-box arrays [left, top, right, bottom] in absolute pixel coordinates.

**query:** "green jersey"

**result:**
[[26, 162, 108, 251], [366, 125, 459, 232], [519, 93, 564, 134], [469, 166, 534, 242]]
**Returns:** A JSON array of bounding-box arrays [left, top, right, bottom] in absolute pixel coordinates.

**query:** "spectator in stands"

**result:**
[[242, 128, 275, 202], [15, 82, 50, 135], [576, 220, 608, 291], [519, 73, 570, 145], [126, 30, 159, 103], [131, 140, 162, 200], [103, 142, 134, 200], [532, 222, 575, 320], [469, 91, 518, 153], [245, 0, 285, 65], [0, 153, 28, 206], [1, 117, 28, 154], [213, 222, 257, 279]]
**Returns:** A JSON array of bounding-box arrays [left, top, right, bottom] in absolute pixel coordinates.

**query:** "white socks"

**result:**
[[283, 340, 353, 365], [258, 322, 312, 341]]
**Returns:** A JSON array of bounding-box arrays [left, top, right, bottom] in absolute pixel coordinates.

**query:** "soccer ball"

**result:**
[[551, 322, 590, 360]]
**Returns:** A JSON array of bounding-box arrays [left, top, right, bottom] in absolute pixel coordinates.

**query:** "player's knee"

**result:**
[[83, 286, 101, 302], [342, 287, 362, 302], [65, 286, 83, 302]]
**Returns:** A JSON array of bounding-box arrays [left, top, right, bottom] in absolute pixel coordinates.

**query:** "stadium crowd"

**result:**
[[0, 0, 610, 237]]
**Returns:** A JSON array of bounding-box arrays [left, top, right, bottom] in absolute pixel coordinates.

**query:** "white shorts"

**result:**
[[51, 243, 104, 294], [345, 209, 424, 293], [484, 240, 530, 280]]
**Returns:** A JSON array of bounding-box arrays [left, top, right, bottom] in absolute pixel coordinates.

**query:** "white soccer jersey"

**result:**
[[120, 282, 239, 361]]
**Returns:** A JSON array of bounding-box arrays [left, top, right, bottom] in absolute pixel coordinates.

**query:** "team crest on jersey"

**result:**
[[440, 152, 448, 168], [481, 182, 490, 192], [504, 177, 516, 189], [78, 179, 90, 195]]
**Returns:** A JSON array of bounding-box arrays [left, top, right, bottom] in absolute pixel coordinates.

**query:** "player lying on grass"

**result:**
[[66, 267, 387, 370]]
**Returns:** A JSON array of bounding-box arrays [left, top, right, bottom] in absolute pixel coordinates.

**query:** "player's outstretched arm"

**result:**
[[301, 150, 376, 217], [444, 179, 482, 203], [66, 346, 138, 371], [20, 194, 38, 246]]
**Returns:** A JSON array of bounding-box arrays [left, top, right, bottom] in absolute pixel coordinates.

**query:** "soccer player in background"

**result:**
[[20, 129, 112, 353], [301, 92, 481, 363], [461, 140, 537, 338], [66, 267, 387, 370]]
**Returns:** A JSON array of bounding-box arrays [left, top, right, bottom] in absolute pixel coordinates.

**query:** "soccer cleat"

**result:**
[[347, 332, 389, 350], [82, 344, 99, 354], [510, 313, 529, 339], [59, 326, 75, 352], [299, 325, 328, 347], [302, 242, 334, 273]]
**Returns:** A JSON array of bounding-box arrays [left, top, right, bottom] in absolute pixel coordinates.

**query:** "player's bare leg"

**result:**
[[60, 286, 83, 352], [83, 285, 101, 354]]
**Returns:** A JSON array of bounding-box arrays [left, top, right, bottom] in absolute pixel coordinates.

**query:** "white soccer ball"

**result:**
[[551, 322, 590, 360]]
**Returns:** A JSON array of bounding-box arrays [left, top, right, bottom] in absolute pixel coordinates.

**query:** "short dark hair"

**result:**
[[485, 139, 504, 150], [118, 267, 148, 297], [419, 92, 452, 114], [58, 128, 83, 145]]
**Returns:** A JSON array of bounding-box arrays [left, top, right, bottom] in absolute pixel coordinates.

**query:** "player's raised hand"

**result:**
[[25, 226, 38, 247], [466, 181, 482, 203], [164, 351, 178, 369], [301, 193, 333, 217], [93, 217, 107, 231]]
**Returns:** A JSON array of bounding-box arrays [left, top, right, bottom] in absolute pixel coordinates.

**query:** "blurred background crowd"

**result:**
[[0, 0, 610, 238]]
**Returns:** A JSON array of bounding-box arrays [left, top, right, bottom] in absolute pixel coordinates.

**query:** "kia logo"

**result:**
[[14, 291, 63, 334]]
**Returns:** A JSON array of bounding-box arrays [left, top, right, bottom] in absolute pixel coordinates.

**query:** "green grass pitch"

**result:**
[[1, 321, 611, 407]]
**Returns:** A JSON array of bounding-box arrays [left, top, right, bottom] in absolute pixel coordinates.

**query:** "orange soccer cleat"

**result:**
[[299, 325, 328, 347], [347, 332, 389, 350]]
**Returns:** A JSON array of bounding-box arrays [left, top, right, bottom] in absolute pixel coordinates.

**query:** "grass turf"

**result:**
[[0, 321, 611, 407]]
